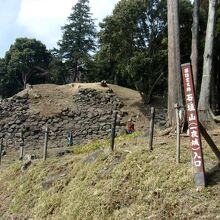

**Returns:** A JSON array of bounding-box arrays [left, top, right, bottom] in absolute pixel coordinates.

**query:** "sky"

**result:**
[[0, 0, 119, 58]]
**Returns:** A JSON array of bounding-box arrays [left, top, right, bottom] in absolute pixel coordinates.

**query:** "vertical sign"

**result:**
[[181, 63, 206, 187]]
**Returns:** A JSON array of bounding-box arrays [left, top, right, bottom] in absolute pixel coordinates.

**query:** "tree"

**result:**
[[191, 0, 200, 92], [96, 0, 192, 105], [0, 58, 6, 86], [167, 0, 183, 127], [97, 0, 168, 102], [5, 38, 51, 90], [57, 0, 96, 82], [211, 3, 220, 114], [198, 0, 218, 122], [49, 57, 67, 84], [0, 58, 8, 97]]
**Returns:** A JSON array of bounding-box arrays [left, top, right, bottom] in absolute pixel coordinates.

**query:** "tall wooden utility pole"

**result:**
[[191, 0, 200, 93], [167, 0, 183, 127]]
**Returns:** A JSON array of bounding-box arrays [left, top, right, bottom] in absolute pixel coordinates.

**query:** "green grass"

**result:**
[[69, 139, 108, 154], [1, 133, 220, 219]]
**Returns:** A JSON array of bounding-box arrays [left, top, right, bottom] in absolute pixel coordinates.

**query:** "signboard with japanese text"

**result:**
[[181, 63, 206, 187]]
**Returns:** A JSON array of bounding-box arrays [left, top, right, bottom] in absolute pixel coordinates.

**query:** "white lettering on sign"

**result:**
[[194, 152, 201, 160], [195, 160, 202, 167], [191, 130, 198, 138], [192, 138, 199, 146], [189, 113, 196, 121], [186, 78, 190, 83], [186, 94, 193, 101], [187, 103, 196, 111], [181, 63, 205, 184], [189, 122, 197, 130], [184, 68, 189, 74]]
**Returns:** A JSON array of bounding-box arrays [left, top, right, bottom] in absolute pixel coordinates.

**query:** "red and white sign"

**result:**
[[181, 63, 206, 186]]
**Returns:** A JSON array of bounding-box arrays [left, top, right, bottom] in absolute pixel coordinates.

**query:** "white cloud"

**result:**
[[17, 0, 119, 49]]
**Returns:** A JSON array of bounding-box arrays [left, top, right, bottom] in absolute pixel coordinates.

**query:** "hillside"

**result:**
[[1, 131, 220, 219], [1, 83, 220, 219], [0, 82, 167, 166], [16, 83, 145, 117], [0, 83, 156, 150]]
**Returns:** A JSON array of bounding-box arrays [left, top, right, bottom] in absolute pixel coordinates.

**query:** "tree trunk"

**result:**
[[145, 72, 164, 104], [114, 74, 118, 85], [191, 0, 200, 94], [198, 0, 217, 122], [167, 0, 183, 127], [22, 72, 27, 89], [73, 62, 78, 82]]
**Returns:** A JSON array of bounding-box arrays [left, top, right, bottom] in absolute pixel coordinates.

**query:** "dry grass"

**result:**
[[1, 132, 220, 219], [15, 83, 145, 117]]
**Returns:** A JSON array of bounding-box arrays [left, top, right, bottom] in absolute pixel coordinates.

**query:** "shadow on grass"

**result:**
[[206, 163, 220, 186]]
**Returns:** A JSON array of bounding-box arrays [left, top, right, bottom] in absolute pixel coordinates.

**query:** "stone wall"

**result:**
[[0, 88, 125, 148]]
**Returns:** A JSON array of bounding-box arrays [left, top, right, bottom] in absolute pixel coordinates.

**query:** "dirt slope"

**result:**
[[16, 83, 149, 129], [16, 83, 144, 115]]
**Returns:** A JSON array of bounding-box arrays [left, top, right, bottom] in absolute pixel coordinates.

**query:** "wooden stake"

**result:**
[[19, 145, 24, 160], [175, 103, 180, 163], [67, 130, 73, 146], [43, 127, 49, 161], [19, 131, 25, 160], [110, 111, 117, 152], [149, 107, 155, 151], [199, 122, 220, 162], [0, 139, 3, 165]]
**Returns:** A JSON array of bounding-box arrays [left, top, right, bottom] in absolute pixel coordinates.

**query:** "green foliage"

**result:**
[[49, 57, 67, 84], [94, 0, 193, 102], [57, 0, 97, 82], [69, 139, 107, 154], [5, 38, 51, 92], [96, 0, 168, 102], [0, 58, 8, 97]]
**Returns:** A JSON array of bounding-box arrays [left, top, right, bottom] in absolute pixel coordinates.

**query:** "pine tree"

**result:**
[[58, 0, 96, 82]]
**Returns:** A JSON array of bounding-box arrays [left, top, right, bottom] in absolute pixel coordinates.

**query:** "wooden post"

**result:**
[[43, 127, 49, 161], [181, 63, 206, 187], [167, 0, 183, 127], [110, 111, 117, 152], [191, 0, 200, 91], [174, 103, 180, 163], [0, 139, 3, 165], [148, 107, 155, 151], [199, 122, 220, 162], [67, 130, 73, 146], [19, 131, 25, 160]]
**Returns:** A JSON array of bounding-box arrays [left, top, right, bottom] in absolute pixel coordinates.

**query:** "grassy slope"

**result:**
[[1, 133, 220, 220]]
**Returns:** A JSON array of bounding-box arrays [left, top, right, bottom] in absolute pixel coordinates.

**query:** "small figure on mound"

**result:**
[[26, 83, 33, 90], [127, 118, 135, 134], [101, 80, 107, 87]]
